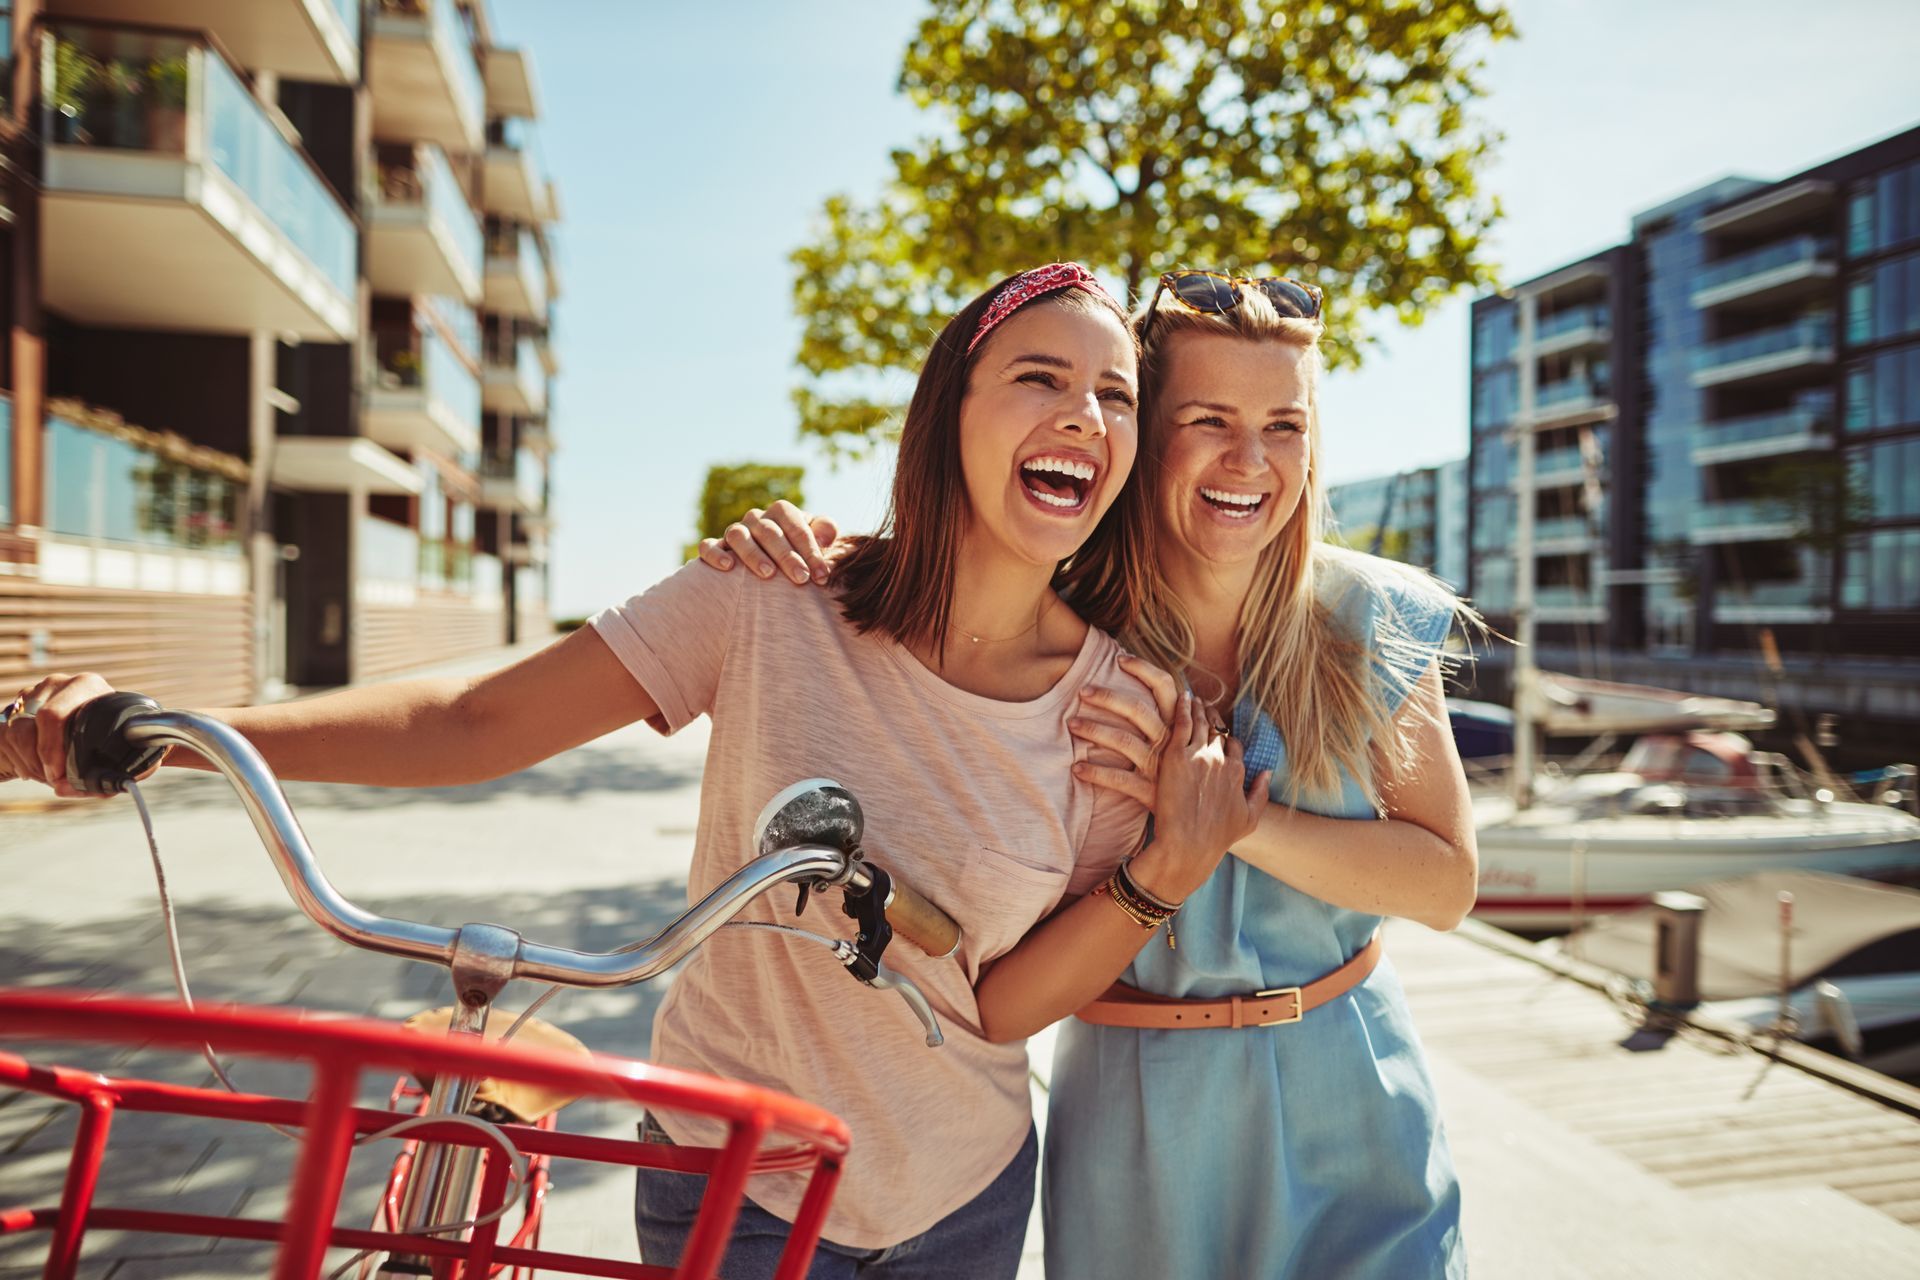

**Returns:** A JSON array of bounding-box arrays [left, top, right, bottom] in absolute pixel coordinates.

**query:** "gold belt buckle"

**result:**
[[1253, 986, 1303, 1026]]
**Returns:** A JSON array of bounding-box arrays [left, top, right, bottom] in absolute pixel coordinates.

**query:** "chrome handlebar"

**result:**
[[117, 711, 942, 1038]]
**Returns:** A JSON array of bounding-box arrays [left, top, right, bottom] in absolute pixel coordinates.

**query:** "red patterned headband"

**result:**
[[967, 263, 1116, 355]]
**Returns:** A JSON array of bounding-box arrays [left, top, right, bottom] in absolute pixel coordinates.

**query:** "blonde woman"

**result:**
[[704, 270, 1478, 1278]]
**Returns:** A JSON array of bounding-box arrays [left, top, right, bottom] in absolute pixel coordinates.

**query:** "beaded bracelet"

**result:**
[[1117, 859, 1181, 914], [1098, 867, 1176, 931]]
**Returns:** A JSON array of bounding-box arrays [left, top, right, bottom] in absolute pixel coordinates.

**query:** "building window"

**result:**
[[1844, 529, 1920, 611], [1473, 306, 1515, 369], [1848, 273, 1874, 346], [1853, 437, 1920, 520], [1472, 366, 1516, 431], [1844, 343, 1920, 434], [1850, 183, 1877, 257], [1879, 169, 1906, 250]]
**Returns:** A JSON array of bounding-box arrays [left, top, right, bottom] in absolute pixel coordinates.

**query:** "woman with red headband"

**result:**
[[700, 269, 1479, 1278], [1, 265, 1268, 1278]]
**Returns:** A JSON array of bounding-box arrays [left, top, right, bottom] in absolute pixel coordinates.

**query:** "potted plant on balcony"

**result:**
[[144, 55, 190, 153], [47, 37, 104, 145]]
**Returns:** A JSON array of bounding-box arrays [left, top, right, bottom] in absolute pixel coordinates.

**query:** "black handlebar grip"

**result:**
[[67, 692, 166, 796]]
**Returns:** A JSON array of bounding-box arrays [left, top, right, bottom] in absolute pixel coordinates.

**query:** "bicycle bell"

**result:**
[[753, 777, 865, 857]]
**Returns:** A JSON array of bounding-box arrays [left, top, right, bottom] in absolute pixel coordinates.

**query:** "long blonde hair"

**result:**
[[1125, 289, 1477, 811]]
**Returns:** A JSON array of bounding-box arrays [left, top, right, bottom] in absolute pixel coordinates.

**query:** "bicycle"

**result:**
[[0, 693, 962, 1280]]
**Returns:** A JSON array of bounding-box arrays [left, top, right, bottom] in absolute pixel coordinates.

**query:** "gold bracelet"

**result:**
[[1117, 858, 1181, 913], [1098, 870, 1172, 930]]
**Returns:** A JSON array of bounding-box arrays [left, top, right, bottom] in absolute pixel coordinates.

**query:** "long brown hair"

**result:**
[[1125, 290, 1479, 809], [836, 270, 1152, 652]]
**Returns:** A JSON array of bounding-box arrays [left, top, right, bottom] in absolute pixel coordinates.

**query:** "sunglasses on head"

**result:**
[[1142, 270, 1324, 343]]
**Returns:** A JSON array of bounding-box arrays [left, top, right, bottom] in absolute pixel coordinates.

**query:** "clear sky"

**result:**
[[486, 0, 1920, 618]]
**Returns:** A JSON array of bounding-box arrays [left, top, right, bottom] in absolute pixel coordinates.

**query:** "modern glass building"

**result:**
[[1466, 123, 1920, 754], [1, 0, 560, 703], [1326, 459, 1467, 589]]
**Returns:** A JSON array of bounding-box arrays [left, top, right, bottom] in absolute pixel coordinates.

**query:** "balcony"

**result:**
[[1691, 317, 1834, 388], [369, 0, 484, 155], [482, 117, 552, 223], [364, 322, 481, 457], [520, 419, 553, 455], [52, 0, 360, 82], [1689, 498, 1799, 545], [367, 143, 482, 303], [1713, 580, 1832, 624], [484, 225, 548, 319], [1529, 378, 1613, 428], [1690, 399, 1834, 467], [532, 319, 559, 377], [1696, 178, 1834, 238], [484, 47, 540, 119], [480, 451, 542, 513], [38, 23, 356, 340], [272, 436, 420, 496], [1532, 514, 1598, 555], [1690, 236, 1836, 311], [1530, 445, 1596, 490], [1532, 585, 1606, 624], [482, 335, 546, 417], [1532, 304, 1610, 359]]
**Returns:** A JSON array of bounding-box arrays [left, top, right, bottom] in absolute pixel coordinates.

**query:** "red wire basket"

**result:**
[[0, 989, 851, 1280]]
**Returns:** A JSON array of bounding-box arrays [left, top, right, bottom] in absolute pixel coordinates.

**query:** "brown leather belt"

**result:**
[[1075, 934, 1382, 1030]]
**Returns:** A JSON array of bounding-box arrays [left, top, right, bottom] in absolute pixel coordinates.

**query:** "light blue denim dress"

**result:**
[[1043, 565, 1466, 1279]]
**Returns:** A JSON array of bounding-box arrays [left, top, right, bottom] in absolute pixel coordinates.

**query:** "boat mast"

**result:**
[[1512, 291, 1539, 810]]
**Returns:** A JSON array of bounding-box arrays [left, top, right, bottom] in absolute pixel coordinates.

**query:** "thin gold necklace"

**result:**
[[951, 595, 1053, 646]]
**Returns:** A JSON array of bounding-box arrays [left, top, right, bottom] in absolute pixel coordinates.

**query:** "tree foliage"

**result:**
[[687, 463, 806, 557], [793, 0, 1515, 452]]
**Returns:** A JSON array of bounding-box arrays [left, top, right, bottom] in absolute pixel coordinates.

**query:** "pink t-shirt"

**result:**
[[591, 561, 1144, 1247]]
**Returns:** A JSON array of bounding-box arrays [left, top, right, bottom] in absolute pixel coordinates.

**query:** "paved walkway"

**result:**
[[4, 649, 1920, 1276]]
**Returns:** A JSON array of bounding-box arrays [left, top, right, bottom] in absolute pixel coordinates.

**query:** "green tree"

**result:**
[[686, 462, 806, 558], [793, 0, 1515, 453]]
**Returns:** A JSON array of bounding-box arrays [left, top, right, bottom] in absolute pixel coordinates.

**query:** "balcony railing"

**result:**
[[1691, 316, 1834, 379], [44, 413, 243, 553], [1533, 586, 1603, 610], [358, 515, 420, 600], [375, 142, 482, 288], [1691, 498, 1799, 539], [373, 323, 481, 432], [1532, 446, 1596, 485], [0, 396, 13, 527], [1715, 581, 1828, 610], [484, 223, 548, 318], [42, 22, 357, 301], [376, 0, 483, 134], [1691, 400, 1833, 465], [1536, 305, 1609, 345], [1532, 515, 1596, 546], [1693, 236, 1833, 296]]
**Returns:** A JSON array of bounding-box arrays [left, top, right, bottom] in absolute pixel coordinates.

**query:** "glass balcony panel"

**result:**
[[1532, 515, 1594, 544], [1695, 236, 1834, 294], [200, 51, 356, 297], [1692, 317, 1835, 374], [1533, 585, 1601, 609], [1536, 379, 1607, 411], [426, 323, 482, 435], [359, 515, 420, 587], [1692, 404, 1833, 454], [1716, 581, 1827, 609], [0, 397, 11, 526], [1536, 304, 1609, 344], [1693, 498, 1798, 531], [44, 415, 241, 552]]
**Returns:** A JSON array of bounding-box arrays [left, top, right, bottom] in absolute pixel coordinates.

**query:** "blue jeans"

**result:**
[[633, 1114, 1036, 1279]]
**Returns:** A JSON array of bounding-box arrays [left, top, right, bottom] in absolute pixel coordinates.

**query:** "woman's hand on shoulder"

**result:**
[[695, 500, 841, 586], [1126, 691, 1272, 903], [1, 672, 127, 797]]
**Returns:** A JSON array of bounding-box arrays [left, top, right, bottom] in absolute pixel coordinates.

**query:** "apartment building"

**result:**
[[1325, 459, 1467, 589], [1466, 123, 1920, 755], [0, 0, 558, 706]]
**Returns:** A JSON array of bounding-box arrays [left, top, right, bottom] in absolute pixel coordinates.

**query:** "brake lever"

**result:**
[[717, 920, 944, 1048], [866, 963, 944, 1048]]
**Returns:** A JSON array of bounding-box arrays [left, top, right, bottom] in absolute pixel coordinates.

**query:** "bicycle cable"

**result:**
[[126, 782, 531, 1269]]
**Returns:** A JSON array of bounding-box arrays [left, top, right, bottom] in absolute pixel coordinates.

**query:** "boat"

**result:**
[[1554, 870, 1920, 1077], [1473, 728, 1920, 931]]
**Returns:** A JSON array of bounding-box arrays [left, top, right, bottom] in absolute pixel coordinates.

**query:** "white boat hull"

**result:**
[[1471, 798, 1920, 932]]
